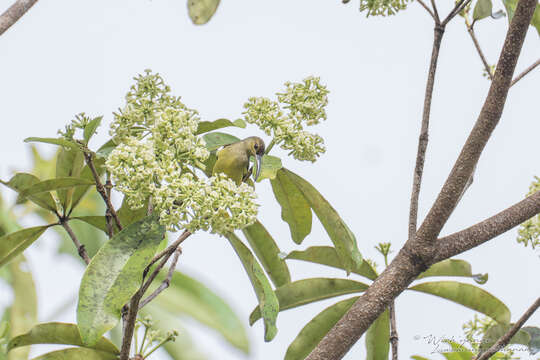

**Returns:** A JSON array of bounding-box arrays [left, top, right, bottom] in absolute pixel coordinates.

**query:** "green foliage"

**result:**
[[195, 118, 246, 135], [188, 0, 221, 25], [473, 0, 493, 21], [31, 348, 118, 360], [226, 233, 279, 342], [285, 297, 358, 360], [1, 173, 57, 211], [271, 169, 312, 244], [249, 278, 368, 324], [408, 281, 511, 324], [242, 220, 291, 287], [8, 322, 119, 354], [77, 215, 165, 346], [280, 168, 363, 275], [366, 310, 389, 360], [417, 259, 488, 284], [0, 226, 50, 267], [517, 176, 540, 249], [502, 0, 540, 36], [255, 155, 282, 182]]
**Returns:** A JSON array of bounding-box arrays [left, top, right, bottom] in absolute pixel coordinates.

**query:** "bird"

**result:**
[[212, 136, 265, 185]]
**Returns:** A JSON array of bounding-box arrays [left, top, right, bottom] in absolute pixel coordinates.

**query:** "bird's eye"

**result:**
[[254, 144, 259, 150]]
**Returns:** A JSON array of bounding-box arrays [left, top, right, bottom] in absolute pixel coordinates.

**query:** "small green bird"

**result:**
[[212, 136, 265, 185]]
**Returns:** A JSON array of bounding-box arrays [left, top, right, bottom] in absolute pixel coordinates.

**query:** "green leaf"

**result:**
[[6, 255, 38, 360], [473, 0, 493, 21], [286, 246, 377, 280], [408, 281, 510, 324], [77, 215, 165, 346], [479, 323, 530, 352], [69, 157, 105, 212], [71, 216, 108, 234], [411, 356, 431, 360], [202, 132, 240, 152], [502, 0, 540, 36], [18, 178, 95, 199], [285, 297, 358, 360], [416, 259, 488, 284], [255, 155, 282, 182], [242, 220, 290, 288], [56, 148, 85, 212], [188, 0, 221, 25], [8, 322, 118, 354], [143, 305, 208, 360], [0, 226, 50, 267], [117, 197, 147, 227], [83, 116, 103, 144], [249, 278, 368, 325], [271, 169, 312, 244], [95, 140, 117, 159], [30, 348, 117, 360], [148, 270, 249, 353], [1, 173, 56, 211], [280, 169, 362, 275], [24, 137, 79, 150], [226, 233, 279, 342], [523, 326, 540, 354], [366, 309, 389, 360], [196, 118, 246, 135], [441, 341, 473, 360]]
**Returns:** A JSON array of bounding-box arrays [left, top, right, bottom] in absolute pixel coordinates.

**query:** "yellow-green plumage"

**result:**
[[212, 137, 265, 185]]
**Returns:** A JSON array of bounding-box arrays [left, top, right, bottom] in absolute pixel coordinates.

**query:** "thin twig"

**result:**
[[105, 173, 114, 238], [119, 231, 191, 360], [511, 58, 540, 87], [61, 220, 90, 264], [139, 246, 182, 309], [430, 0, 441, 23], [408, 24, 445, 241], [389, 302, 398, 360], [143, 231, 189, 278], [475, 297, 540, 360], [83, 150, 123, 231], [442, 0, 472, 26], [0, 0, 39, 36], [466, 20, 494, 81], [416, 0, 437, 20]]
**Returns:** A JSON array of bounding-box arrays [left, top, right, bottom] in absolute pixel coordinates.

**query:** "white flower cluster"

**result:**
[[517, 177, 540, 249], [106, 70, 259, 234], [242, 77, 328, 162]]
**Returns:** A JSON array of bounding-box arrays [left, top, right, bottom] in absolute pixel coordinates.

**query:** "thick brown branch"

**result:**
[[415, 0, 536, 247], [511, 58, 540, 87], [61, 220, 90, 264], [306, 0, 537, 358], [83, 151, 123, 231], [475, 297, 540, 360], [0, 0, 39, 36], [408, 25, 445, 241], [434, 190, 540, 262]]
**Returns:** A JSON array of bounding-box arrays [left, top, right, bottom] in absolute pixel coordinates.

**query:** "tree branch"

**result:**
[[0, 0, 39, 36], [442, 0, 472, 26], [408, 24, 445, 241], [475, 297, 540, 360], [430, 0, 441, 23], [119, 231, 191, 360], [305, 0, 537, 358], [416, 0, 437, 21], [83, 150, 123, 231], [434, 190, 540, 262], [466, 20, 494, 81], [389, 302, 398, 360], [60, 220, 90, 265], [511, 58, 540, 87], [139, 245, 182, 310]]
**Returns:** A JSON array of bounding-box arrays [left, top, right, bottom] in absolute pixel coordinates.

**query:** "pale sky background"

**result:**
[[0, 1, 539, 359]]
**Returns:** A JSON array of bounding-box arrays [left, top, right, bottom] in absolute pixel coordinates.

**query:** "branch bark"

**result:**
[[0, 0, 38, 36], [511, 58, 540, 87], [306, 0, 538, 358], [466, 20, 494, 81], [60, 220, 90, 265], [408, 25, 445, 241], [475, 297, 540, 360], [389, 302, 398, 360]]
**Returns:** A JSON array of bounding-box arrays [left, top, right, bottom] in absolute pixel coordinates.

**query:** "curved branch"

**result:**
[[434, 190, 540, 262], [0, 0, 39, 36], [475, 297, 540, 360]]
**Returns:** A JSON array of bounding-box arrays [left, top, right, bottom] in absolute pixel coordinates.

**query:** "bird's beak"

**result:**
[[255, 154, 263, 182]]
